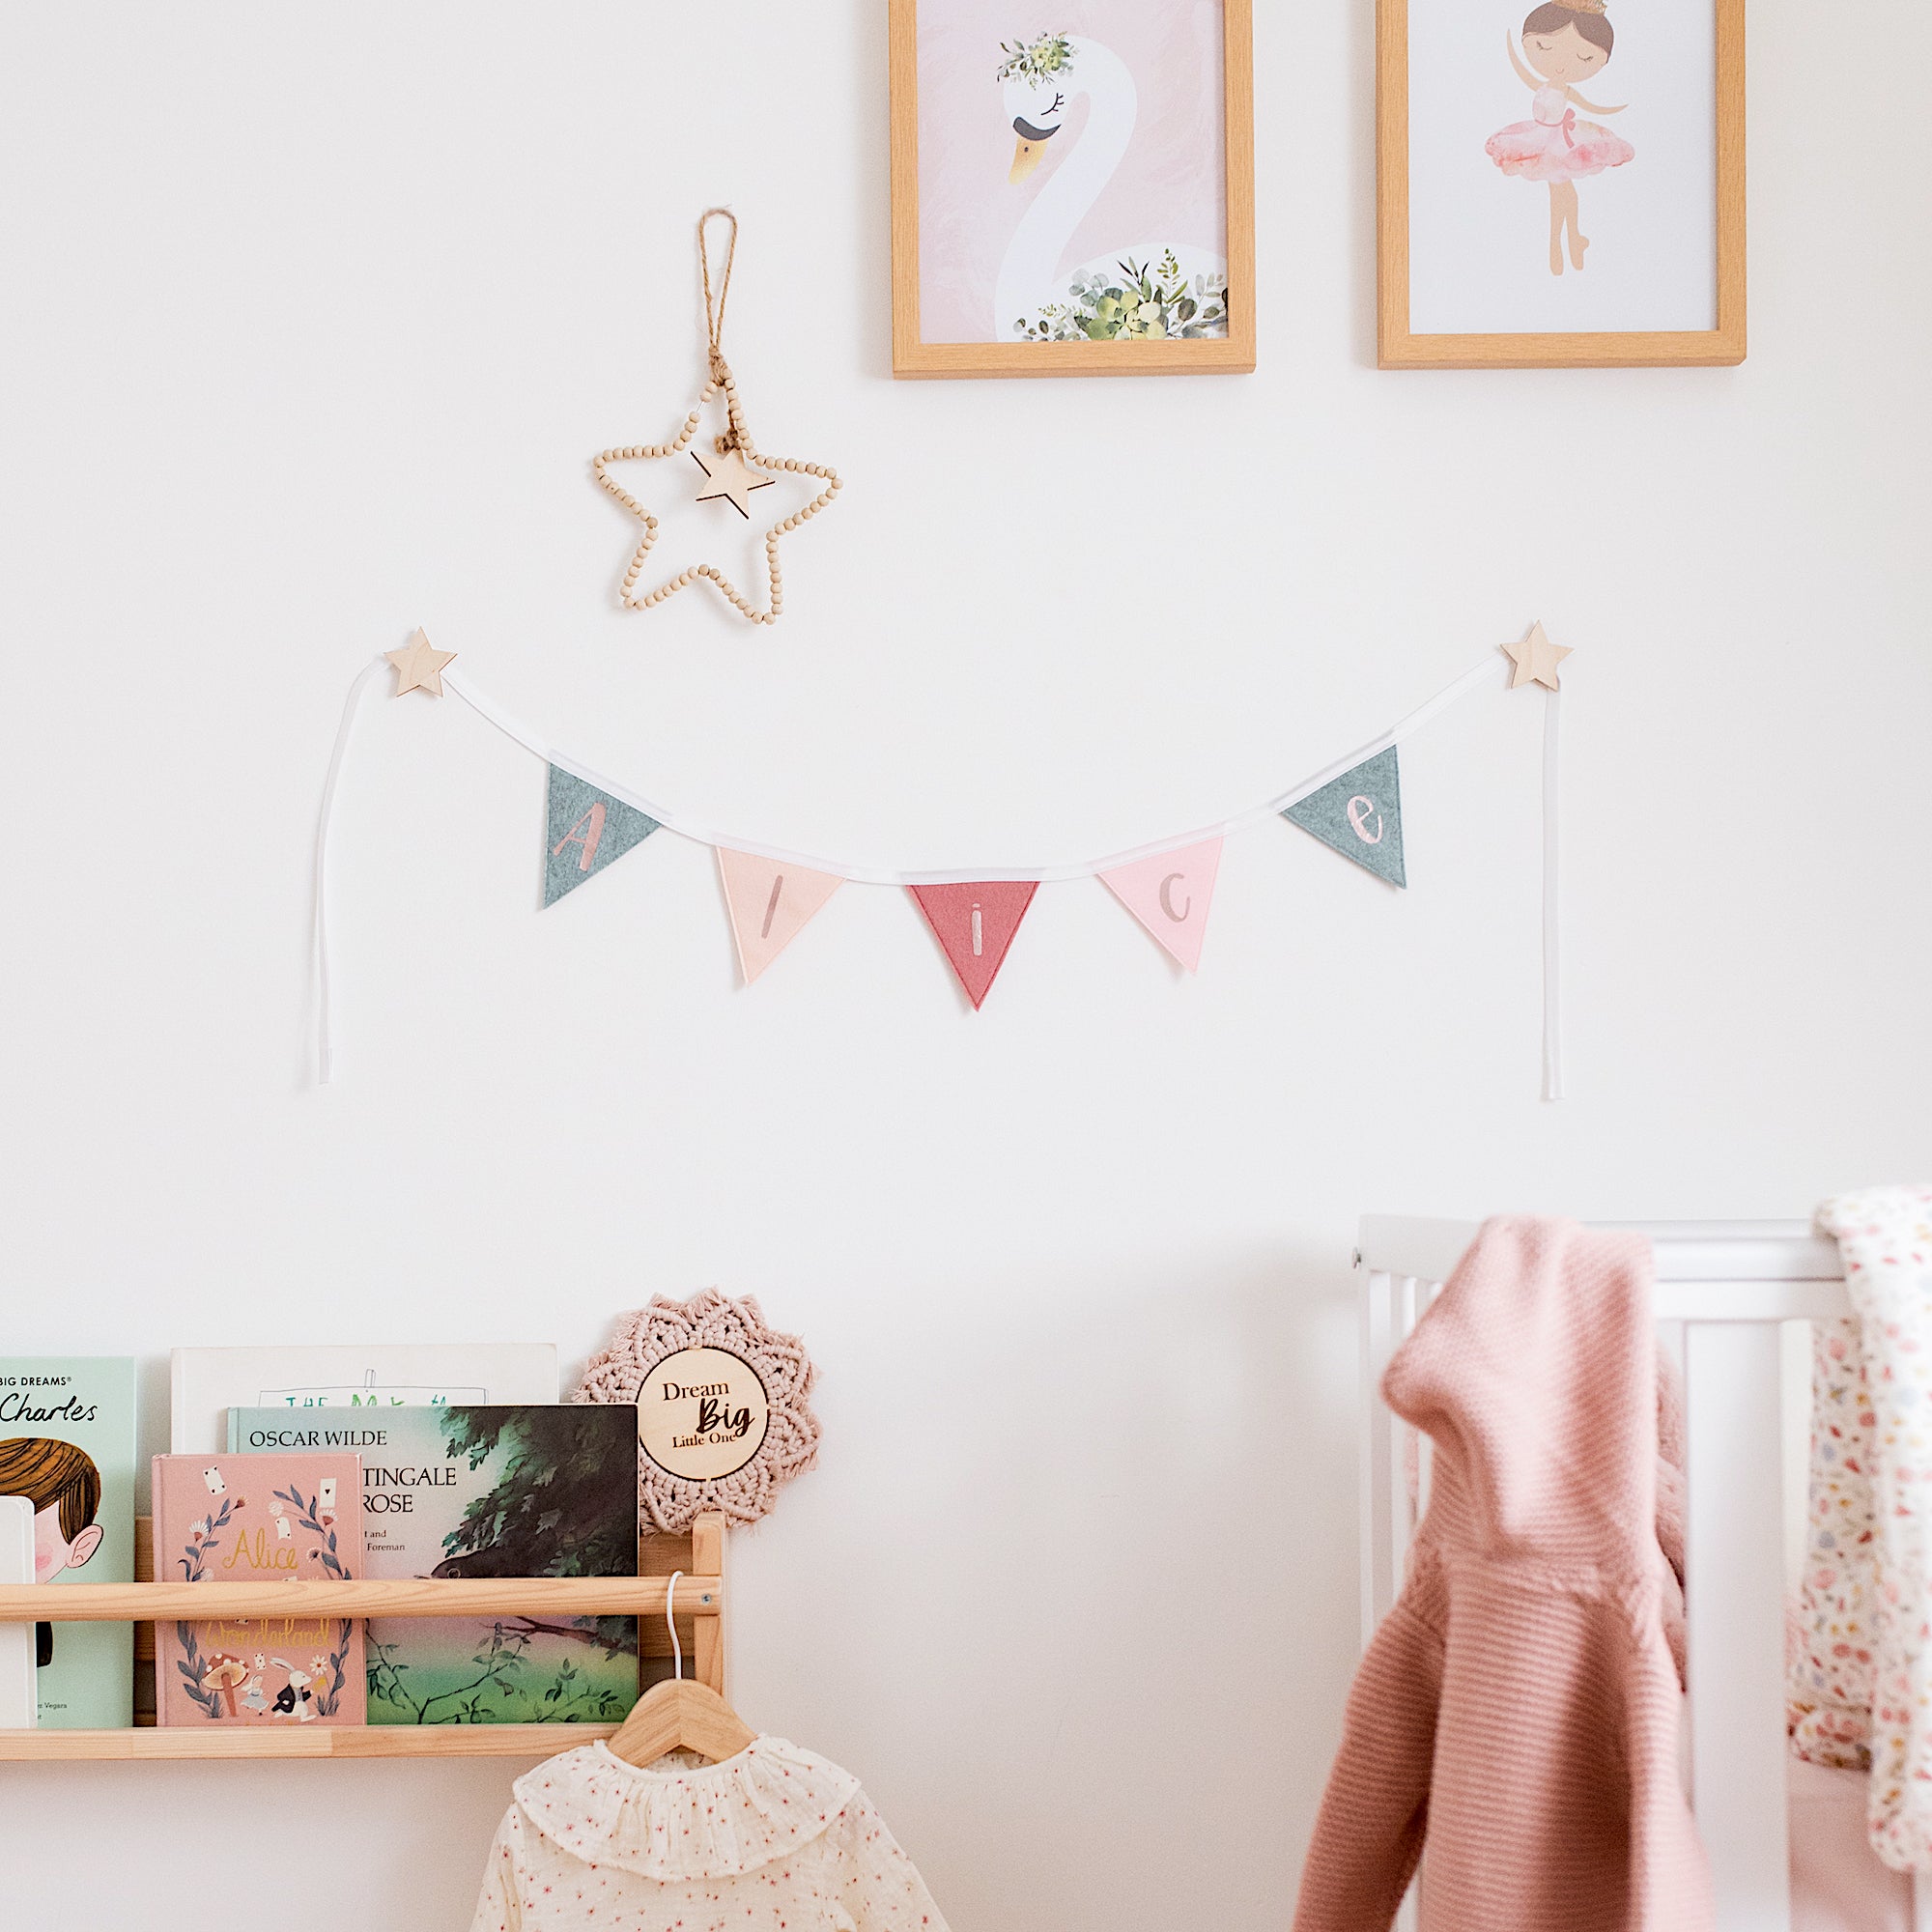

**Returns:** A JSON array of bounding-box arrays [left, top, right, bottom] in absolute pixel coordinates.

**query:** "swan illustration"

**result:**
[[995, 31, 1228, 343]]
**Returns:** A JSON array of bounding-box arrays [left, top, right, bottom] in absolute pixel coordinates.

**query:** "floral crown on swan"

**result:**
[[996, 32, 1074, 84]]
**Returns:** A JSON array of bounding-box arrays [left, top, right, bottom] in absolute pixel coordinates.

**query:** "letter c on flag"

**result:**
[[1157, 872, 1191, 923], [1346, 796, 1383, 844]]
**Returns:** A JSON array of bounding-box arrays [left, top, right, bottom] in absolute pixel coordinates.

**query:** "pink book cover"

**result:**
[[152, 1453, 367, 1727]]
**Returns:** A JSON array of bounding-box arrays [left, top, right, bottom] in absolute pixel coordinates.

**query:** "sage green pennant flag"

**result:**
[[543, 765, 661, 907], [1282, 745, 1406, 888]]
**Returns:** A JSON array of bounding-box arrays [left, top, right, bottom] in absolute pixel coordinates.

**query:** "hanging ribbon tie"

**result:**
[[1558, 107, 1577, 147], [698, 207, 744, 447]]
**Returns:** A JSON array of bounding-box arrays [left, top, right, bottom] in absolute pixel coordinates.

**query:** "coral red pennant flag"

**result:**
[[716, 848, 843, 984], [906, 881, 1039, 1009], [1098, 838, 1223, 972]]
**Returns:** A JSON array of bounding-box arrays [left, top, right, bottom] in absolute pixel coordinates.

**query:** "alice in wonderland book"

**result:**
[[152, 1453, 367, 1727], [0, 1357, 136, 1727], [169, 1342, 558, 1452], [229, 1405, 639, 1725]]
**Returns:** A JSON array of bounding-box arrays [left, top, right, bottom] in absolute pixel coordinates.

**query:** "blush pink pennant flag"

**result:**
[[906, 882, 1039, 1009], [1098, 838, 1223, 973], [717, 848, 844, 984]]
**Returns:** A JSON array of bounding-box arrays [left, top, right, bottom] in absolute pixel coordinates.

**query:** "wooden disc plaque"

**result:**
[[574, 1290, 818, 1532], [638, 1347, 772, 1482]]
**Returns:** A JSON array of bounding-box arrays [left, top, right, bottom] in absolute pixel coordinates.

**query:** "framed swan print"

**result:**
[[1378, 0, 1745, 366], [889, 0, 1255, 378]]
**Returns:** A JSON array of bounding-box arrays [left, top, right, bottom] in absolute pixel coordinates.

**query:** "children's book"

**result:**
[[228, 1405, 639, 1726], [0, 1357, 136, 1727], [152, 1453, 367, 1728], [169, 1343, 558, 1452], [0, 1497, 34, 1729]]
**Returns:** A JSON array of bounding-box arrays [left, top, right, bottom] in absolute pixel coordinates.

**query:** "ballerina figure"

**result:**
[[1487, 0, 1634, 275]]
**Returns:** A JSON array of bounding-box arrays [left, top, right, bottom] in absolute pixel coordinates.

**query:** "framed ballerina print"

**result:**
[[1378, 0, 1745, 366], [888, 0, 1256, 378]]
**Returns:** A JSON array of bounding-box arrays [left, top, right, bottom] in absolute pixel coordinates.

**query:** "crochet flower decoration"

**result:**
[[572, 1289, 819, 1533]]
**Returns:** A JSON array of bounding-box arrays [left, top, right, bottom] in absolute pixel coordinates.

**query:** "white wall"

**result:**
[[2, 4, 1927, 1927]]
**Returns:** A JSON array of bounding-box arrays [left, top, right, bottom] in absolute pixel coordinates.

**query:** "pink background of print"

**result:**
[[916, 1, 1229, 343]]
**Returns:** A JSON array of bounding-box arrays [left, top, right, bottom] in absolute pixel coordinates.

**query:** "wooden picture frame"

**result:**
[[1378, 0, 1745, 367], [889, 0, 1256, 379]]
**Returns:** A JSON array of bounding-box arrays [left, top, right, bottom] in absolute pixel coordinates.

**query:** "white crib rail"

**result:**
[[1353, 1217, 1901, 1932]]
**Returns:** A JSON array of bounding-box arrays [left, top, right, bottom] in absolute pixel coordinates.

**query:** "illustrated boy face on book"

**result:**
[[0, 1437, 104, 1579]]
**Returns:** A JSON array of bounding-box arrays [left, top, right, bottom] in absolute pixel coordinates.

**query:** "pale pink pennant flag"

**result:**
[[1098, 838, 1223, 973], [717, 848, 844, 984], [906, 881, 1038, 1009]]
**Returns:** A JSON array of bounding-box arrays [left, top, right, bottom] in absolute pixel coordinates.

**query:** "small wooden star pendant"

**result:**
[[1502, 620, 1573, 691], [692, 444, 774, 519], [385, 627, 456, 696], [593, 361, 839, 626]]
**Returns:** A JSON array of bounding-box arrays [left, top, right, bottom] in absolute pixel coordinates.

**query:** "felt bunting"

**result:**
[[316, 640, 1563, 1095], [1098, 839, 1223, 972], [907, 882, 1039, 1009], [543, 765, 662, 907], [717, 848, 843, 983], [1282, 745, 1406, 888]]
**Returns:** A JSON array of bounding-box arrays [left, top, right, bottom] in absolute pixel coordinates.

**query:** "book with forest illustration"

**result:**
[[152, 1451, 367, 1726], [228, 1404, 639, 1725]]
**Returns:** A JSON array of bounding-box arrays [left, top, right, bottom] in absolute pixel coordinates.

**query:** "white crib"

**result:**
[[1356, 1216, 1930, 1932]]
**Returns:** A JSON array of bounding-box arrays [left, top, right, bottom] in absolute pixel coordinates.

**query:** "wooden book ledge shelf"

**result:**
[[0, 1514, 726, 1760]]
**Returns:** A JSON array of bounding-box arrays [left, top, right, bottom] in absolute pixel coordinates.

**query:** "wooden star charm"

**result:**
[[386, 628, 456, 696], [592, 366, 840, 627], [1502, 620, 1573, 691], [692, 444, 775, 519]]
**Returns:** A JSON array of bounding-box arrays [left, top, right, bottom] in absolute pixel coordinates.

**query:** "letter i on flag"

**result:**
[[1098, 838, 1223, 972], [543, 766, 662, 906], [906, 882, 1038, 1009], [717, 848, 844, 983]]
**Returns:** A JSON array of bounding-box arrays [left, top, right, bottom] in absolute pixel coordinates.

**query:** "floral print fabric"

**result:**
[[1788, 1317, 1879, 1772], [1792, 1185, 1932, 1871], [469, 1737, 949, 1931]]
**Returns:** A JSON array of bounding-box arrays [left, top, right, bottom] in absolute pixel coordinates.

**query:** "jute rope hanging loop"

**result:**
[[592, 210, 841, 626]]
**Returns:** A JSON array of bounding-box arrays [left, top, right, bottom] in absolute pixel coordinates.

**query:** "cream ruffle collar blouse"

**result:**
[[469, 1736, 950, 1932]]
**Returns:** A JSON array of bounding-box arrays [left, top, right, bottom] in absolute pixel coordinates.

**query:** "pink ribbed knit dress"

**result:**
[[1295, 1217, 1713, 1932]]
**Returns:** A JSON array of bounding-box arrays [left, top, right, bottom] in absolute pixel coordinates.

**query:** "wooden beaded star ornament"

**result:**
[[593, 210, 841, 626]]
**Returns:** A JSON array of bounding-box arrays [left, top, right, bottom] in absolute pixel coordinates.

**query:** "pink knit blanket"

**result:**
[[1296, 1216, 1712, 1931]]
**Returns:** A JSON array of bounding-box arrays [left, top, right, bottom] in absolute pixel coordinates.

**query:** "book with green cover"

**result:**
[[0, 1357, 136, 1727], [228, 1404, 639, 1725]]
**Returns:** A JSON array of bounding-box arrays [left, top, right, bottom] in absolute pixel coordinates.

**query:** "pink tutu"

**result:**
[[1488, 85, 1634, 183]]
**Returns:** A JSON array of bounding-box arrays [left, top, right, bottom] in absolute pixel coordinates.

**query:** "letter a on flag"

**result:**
[[543, 765, 662, 907], [1281, 744, 1406, 888], [1098, 838, 1223, 972], [906, 881, 1038, 1009], [716, 848, 844, 983]]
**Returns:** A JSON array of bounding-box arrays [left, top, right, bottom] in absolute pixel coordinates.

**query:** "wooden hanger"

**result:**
[[604, 1569, 756, 1767]]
